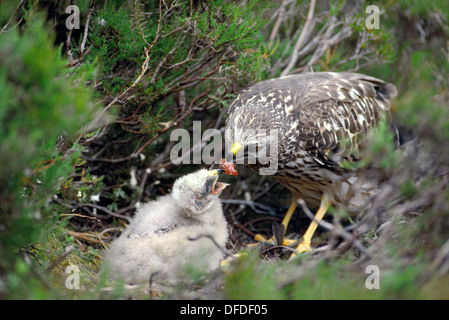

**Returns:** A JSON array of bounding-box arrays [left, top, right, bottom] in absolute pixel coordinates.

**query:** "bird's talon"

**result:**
[[281, 238, 297, 246], [249, 234, 298, 248], [254, 233, 269, 242], [290, 241, 312, 258], [220, 253, 248, 274]]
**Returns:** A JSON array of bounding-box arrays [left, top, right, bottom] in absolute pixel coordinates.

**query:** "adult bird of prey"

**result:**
[[225, 72, 397, 256]]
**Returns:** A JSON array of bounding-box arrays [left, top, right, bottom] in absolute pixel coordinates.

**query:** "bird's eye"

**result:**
[[243, 144, 249, 157]]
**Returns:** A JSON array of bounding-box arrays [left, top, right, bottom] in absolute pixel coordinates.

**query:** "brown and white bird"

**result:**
[[225, 72, 397, 256], [102, 169, 229, 283]]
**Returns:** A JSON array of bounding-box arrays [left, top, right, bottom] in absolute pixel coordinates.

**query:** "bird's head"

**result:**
[[226, 103, 279, 158], [172, 169, 229, 216], [225, 124, 279, 171]]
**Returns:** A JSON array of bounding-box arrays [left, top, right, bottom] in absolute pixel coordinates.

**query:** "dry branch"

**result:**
[[280, 0, 316, 77], [0, 0, 26, 34], [80, 0, 95, 58]]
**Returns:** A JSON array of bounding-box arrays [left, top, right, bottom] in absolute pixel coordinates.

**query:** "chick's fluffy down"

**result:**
[[102, 170, 228, 283]]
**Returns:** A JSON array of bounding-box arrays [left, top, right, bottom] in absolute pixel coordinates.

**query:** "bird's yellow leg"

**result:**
[[279, 196, 298, 245], [291, 195, 331, 258], [252, 197, 298, 246]]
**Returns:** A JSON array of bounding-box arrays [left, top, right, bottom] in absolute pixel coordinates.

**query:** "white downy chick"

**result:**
[[102, 169, 229, 284]]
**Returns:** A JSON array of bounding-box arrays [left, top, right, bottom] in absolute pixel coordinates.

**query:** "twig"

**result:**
[[131, 132, 161, 159], [188, 234, 232, 259], [137, 168, 150, 203], [150, 34, 186, 83], [61, 213, 100, 222], [268, 0, 286, 48], [260, 245, 299, 256], [80, 0, 95, 58], [221, 199, 278, 216], [0, 0, 26, 34], [102, 0, 164, 114], [103, 46, 151, 113], [46, 245, 75, 272], [77, 202, 132, 222], [280, 0, 316, 77], [65, 229, 108, 245]]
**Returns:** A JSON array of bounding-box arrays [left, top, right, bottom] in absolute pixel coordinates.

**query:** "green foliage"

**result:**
[[266, 0, 395, 76], [0, 13, 99, 298], [396, 48, 449, 143], [399, 180, 418, 199], [88, 2, 146, 79], [223, 254, 385, 299], [290, 259, 374, 299], [192, 0, 269, 52], [367, 118, 400, 170], [223, 246, 449, 299], [87, 0, 269, 99], [79, 0, 271, 225], [224, 252, 285, 299], [397, 0, 449, 19]]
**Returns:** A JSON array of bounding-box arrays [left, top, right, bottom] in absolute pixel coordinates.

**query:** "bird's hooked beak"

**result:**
[[207, 169, 229, 195], [231, 142, 242, 156], [230, 142, 242, 156], [227, 141, 243, 164]]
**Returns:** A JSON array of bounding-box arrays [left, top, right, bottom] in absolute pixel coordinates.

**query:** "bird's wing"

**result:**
[[255, 73, 395, 165], [291, 73, 397, 167]]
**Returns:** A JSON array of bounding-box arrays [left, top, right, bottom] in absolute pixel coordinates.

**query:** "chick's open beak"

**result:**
[[207, 169, 229, 195]]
